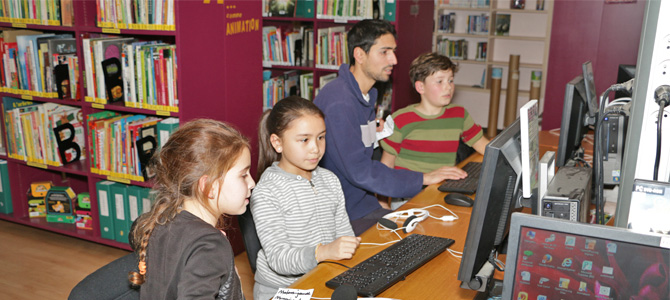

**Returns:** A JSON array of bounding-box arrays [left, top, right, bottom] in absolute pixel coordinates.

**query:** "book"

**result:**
[[268, 0, 295, 17], [295, 0, 314, 18], [96, 180, 118, 240], [520, 100, 539, 199], [495, 14, 511, 36], [101, 57, 124, 102]]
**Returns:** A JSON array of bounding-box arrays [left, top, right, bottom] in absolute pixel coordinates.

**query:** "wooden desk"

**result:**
[[289, 133, 558, 299], [289, 154, 484, 299]]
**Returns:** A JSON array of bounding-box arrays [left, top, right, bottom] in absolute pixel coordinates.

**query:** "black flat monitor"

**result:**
[[502, 212, 670, 300], [556, 75, 591, 167], [457, 118, 525, 294], [582, 61, 598, 118]]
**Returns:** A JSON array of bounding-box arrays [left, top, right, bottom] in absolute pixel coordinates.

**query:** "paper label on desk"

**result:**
[[272, 288, 313, 300]]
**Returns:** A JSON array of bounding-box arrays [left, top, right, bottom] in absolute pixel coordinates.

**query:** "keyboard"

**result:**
[[437, 161, 482, 194], [325, 233, 455, 297]]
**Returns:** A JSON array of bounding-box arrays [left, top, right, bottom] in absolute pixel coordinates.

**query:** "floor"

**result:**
[[0, 220, 255, 299]]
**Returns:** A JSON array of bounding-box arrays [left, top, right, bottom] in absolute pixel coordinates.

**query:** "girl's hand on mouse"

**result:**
[[316, 236, 362, 261]]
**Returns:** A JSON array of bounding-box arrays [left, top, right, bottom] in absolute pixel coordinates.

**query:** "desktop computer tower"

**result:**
[[600, 104, 630, 185], [541, 167, 592, 222]]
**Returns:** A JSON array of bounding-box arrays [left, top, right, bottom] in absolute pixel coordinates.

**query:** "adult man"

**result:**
[[314, 19, 465, 235]]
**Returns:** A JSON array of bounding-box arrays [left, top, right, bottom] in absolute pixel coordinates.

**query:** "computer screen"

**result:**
[[457, 118, 525, 292], [502, 212, 670, 300], [582, 61, 598, 117], [556, 75, 591, 167]]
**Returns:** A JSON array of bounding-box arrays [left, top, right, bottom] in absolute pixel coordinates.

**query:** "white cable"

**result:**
[[447, 248, 462, 259]]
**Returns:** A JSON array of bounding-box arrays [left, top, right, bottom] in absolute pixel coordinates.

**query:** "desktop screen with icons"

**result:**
[[504, 213, 669, 300]]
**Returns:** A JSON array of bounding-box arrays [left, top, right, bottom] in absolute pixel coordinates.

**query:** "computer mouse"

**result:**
[[444, 192, 474, 207]]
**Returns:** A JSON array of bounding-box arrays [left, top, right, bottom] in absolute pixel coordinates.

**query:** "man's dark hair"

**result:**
[[347, 19, 397, 66]]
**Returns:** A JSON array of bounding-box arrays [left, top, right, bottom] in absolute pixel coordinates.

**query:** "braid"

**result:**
[[126, 119, 249, 287]]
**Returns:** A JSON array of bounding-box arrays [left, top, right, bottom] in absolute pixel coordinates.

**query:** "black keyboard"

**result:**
[[325, 234, 455, 297], [437, 161, 482, 194]]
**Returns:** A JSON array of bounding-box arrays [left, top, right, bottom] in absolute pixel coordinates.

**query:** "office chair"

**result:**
[[68, 252, 140, 300], [69, 220, 141, 300], [456, 139, 476, 165], [238, 206, 262, 273]]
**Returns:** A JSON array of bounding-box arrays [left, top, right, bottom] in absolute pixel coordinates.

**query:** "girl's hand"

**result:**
[[317, 236, 362, 261]]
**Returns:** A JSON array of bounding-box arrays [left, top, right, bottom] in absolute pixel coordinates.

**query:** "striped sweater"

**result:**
[[380, 104, 483, 173], [250, 163, 354, 299]]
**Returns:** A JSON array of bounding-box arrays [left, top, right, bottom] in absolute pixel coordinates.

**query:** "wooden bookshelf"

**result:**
[[261, 0, 435, 112], [0, 0, 262, 253], [433, 0, 554, 130]]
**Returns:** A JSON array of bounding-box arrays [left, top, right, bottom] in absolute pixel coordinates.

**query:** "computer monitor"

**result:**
[[556, 75, 591, 167], [582, 61, 598, 118], [502, 212, 670, 300], [457, 118, 525, 293]]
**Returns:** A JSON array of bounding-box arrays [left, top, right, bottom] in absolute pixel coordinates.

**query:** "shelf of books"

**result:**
[[433, 0, 553, 130], [261, 0, 435, 115], [0, 0, 262, 254]]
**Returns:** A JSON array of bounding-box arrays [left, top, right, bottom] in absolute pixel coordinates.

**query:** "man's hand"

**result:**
[[423, 166, 467, 186]]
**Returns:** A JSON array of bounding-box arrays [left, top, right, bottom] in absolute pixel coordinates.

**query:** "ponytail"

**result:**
[[257, 110, 280, 180]]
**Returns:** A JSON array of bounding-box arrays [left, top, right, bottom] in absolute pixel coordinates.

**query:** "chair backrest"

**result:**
[[456, 139, 476, 164], [237, 206, 261, 273], [68, 253, 140, 300]]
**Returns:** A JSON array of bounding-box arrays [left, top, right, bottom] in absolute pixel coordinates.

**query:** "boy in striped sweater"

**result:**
[[380, 52, 489, 175]]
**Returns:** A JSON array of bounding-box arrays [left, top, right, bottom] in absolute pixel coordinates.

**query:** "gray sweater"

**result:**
[[250, 163, 354, 299]]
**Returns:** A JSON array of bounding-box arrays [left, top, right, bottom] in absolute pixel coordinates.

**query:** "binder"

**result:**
[[141, 188, 154, 214], [111, 184, 131, 244], [126, 185, 144, 223], [96, 181, 118, 240], [156, 117, 179, 149], [384, 0, 396, 22], [0, 160, 12, 214]]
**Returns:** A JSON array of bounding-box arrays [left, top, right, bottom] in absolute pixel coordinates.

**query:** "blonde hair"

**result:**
[[128, 119, 249, 286]]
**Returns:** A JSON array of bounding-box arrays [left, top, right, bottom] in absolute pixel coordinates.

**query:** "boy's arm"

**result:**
[[380, 150, 396, 169], [472, 136, 490, 155]]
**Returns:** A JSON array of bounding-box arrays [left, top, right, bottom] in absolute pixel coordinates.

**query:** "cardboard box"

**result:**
[[45, 186, 76, 215], [78, 192, 91, 209], [75, 210, 93, 230], [28, 199, 46, 217], [30, 181, 53, 197], [47, 214, 76, 224]]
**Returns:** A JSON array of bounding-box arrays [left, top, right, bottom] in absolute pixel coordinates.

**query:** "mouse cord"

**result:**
[[420, 204, 460, 220]]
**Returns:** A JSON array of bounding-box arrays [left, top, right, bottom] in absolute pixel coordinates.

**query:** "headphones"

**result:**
[[377, 206, 457, 234]]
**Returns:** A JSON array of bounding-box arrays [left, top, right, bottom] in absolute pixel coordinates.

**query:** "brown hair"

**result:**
[[409, 52, 458, 85], [257, 96, 324, 179], [128, 119, 249, 286]]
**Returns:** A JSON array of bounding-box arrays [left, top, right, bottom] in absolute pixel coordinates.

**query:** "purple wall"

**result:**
[[543, 0, 645, 130]]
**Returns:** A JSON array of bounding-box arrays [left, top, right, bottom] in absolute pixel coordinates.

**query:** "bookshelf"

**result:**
[[262, 0, 436, 113], [0, 0, 262, 253], [433, 0, 553, 130]]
